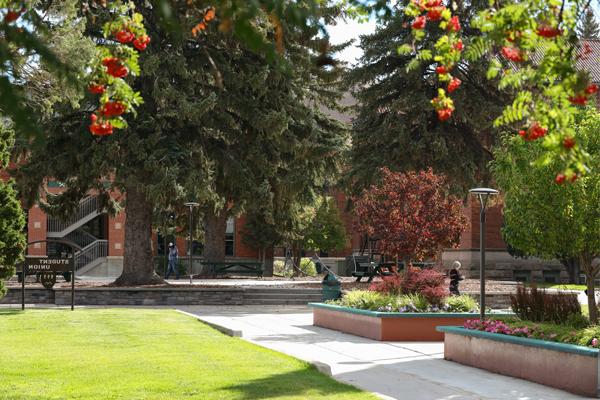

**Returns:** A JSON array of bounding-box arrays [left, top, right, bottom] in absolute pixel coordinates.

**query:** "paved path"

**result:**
[[179, 305, 592, 400]]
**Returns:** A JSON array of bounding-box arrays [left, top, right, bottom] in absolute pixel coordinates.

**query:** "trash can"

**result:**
[[322, 272, 341, 301]]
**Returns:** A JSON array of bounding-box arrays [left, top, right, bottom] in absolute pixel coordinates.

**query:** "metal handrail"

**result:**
[[47, 196, 100, 233], [74, 240, 108, 271], [65, 230, 98, 249]]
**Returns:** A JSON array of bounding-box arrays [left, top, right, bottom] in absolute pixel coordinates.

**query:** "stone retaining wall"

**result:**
[[465, 292, 513, 309], [1, 288, 54, 304], [1, 287, 319, 306], [54, 287, 245, 306]]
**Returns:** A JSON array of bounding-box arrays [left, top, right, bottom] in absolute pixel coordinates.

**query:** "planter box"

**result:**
[[309, 303, 509, 341], [437, 326, 600, 398]]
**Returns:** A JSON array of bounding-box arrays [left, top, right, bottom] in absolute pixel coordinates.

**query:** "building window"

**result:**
[[542, 270, 560, 284], [225, 217, 234, 256]]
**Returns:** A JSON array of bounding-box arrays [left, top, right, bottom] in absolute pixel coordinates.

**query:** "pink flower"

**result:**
[[592, 338, 598, 347]]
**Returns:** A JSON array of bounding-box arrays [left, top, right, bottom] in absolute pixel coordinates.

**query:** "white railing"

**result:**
[[47, 196, 100, 233], [74, 240, 108, 271]]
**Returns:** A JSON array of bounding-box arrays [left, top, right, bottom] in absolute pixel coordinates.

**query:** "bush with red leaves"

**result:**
[[369, 267, 449, 305], [368, 274, 403, 295]]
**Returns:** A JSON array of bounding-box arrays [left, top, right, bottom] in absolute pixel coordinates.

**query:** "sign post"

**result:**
[[20, 239, 80, 311]]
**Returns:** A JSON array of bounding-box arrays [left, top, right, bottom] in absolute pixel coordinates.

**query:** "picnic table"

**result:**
[[352, 260, 396, 282], [201, 261, 263, 277]]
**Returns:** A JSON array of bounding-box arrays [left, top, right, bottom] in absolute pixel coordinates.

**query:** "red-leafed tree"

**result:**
[[354, 168, 466, 265]]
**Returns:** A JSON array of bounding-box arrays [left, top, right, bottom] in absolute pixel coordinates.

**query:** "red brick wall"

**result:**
[[108, 212, 125, 256], [460, 197, 506, 250], [27, 205, 47, 255], [234, 215, 259, 258]]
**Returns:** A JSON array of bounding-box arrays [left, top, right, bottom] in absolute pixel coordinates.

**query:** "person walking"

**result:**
[[449, 260, 463, 295], [166, 242, 179, 279]]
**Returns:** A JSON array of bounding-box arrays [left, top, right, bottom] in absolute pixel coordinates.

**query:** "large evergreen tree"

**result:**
[[347, 1, 506, 195], [199, 7, 349, 263], [578, 8, 600, 39], [13, 1, 348, 284]]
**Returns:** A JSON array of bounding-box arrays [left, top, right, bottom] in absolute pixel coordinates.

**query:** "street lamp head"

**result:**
[[183, 202, 200, 208], [469, 188, 499, 196], [469, 187, 499, 211]]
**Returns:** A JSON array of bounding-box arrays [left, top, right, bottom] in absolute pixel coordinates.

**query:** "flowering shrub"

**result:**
[[333, 290, 478, 314], [463, 318, 600, 348], [464, 319, 531, 337]]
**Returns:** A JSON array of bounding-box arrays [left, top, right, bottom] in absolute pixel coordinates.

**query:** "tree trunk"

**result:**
[[292, 242, 302, 277], [562, 257, 580, 284], [114, 185, 164, 286], [203, 207, 227, 262], [261, 247, 274, 277], [581, 255, 598, 324]]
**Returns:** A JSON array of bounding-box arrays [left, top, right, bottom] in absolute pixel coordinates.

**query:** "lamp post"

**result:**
[[469, 188, 499, 321], [184, 202, 200, 284]]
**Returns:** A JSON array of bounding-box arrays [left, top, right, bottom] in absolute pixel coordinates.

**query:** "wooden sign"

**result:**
[[17, 257, 73, 273]]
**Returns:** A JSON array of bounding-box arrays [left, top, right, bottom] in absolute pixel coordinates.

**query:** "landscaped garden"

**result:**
[[0, 309, 376, 400]]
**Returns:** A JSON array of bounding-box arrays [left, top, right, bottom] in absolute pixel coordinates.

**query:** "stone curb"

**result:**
[[175, 310, 243, 337]]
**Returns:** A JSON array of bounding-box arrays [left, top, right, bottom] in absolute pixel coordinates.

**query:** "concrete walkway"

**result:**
[[179, 305, 592, 400]]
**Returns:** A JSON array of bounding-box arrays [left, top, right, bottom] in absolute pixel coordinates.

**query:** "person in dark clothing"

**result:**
[[449, 260, 463, 295], [166, 242, 179, 279]]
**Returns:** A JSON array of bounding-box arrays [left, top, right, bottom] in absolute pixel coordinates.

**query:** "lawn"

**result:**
[[0, 309, 376, 400], [525, 283, 587, 291]]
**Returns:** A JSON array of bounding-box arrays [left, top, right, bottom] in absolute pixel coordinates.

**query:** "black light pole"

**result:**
[[184, 202, 199, 285], [469, 188, 499, 321]]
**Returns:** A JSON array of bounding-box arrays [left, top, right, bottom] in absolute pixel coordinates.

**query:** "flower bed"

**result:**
[[437, 324, 600, 397], [309, 302, 511, 341]]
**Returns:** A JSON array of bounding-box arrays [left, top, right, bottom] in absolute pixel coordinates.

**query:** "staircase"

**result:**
[[243, 288, 323, 305], [46, 196, 108, 275], [47, 196, 102, 238]]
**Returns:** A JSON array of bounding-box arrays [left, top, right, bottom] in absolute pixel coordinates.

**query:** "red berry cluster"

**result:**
[[409, 0, 464, 121], [568, 84, 598, 106], [3, 8, 22, 23], [555, 173, 577, 185], [518, 123, 547, 142], [88, 19, 150, 137]]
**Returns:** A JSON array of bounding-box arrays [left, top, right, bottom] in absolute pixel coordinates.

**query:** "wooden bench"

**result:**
[[201, 261, 263, 277]]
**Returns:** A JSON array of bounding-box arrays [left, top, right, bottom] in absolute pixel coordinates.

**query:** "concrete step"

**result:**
[[243, 299, 322, 305], [244, 288, 322, 294], [244, 293, 323, 299]]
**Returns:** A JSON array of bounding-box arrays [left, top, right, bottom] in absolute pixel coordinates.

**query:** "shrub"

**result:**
[[369, 267, 448, 305], [335, 290, 394, 311], [510, 285, 582, 325], [273, 258, 316, 277], [402, 268, 448, 305], [397, 293, 430, 312], [273, 260, 286, 276], [368, 274, 403, 295], [445, 295, 479, 312]]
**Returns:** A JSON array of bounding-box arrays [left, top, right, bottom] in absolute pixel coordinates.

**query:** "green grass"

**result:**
[[525, 283, 587, 290], [0, 309, 376, 400]]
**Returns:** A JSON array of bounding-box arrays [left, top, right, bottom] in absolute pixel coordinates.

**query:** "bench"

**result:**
[[201, 261, 263, 277]]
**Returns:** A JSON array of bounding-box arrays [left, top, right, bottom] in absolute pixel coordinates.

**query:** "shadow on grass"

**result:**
[[0, 309, 24, 316], [222, 366, 366, 399]]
